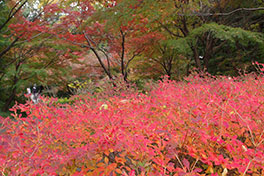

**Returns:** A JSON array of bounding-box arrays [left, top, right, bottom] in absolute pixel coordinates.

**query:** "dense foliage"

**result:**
[[0, 0, 264, 111], [0, 1, 264, 174], [1, 72, 264, 175]]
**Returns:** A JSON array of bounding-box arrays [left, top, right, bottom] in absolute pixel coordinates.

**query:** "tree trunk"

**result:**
[[203, 33, 213, 71], [192, 45, 202, 71], [2, 60, 21, 112], [3, 77, 18, 112]]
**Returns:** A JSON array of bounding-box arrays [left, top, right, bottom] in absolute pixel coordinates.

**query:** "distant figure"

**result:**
[[27, 84, 43, 104]]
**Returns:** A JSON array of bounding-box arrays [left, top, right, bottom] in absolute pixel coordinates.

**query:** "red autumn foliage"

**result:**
[[1, 72, 264, 175], [7, 2, 164, 82]]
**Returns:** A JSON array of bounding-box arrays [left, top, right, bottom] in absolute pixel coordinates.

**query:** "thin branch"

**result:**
[[120, 29, 126, 76], [0, 0, 28, 31], [212, 40, 228, 53], [0, 36, 20, 59], [97, 47, 111, 73], [152, 57, 165, 67], [174, 153, 185, 172], [182, 7, 264, 17], [8, 0, 22, 18], [83, 31, 113, 79], [157, 21, 181, 37], [125, 52, 141, 71], [191, 158, 199, 172], [213, 101, 257, 147], [243, 159, 253, 176], [0, 7, 45, 60]]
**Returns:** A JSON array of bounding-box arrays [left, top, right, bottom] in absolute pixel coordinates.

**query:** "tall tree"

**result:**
[[0, 0, 86, 111], [118, 0, 264, 75], [35, 1, 162, 82]]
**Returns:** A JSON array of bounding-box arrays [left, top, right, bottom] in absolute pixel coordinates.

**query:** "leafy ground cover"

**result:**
[[1, 73, 264, 175]]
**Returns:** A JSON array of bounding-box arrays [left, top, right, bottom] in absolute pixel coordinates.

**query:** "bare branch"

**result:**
[[125, 52, 141, 71], [83, 31, 113, 79], [97, 47, 111, 73]]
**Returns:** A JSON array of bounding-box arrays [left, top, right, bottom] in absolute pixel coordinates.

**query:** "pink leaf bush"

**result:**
[[1, 72, 264, 175]]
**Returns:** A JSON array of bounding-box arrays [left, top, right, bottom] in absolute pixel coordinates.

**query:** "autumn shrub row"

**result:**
[[1, 73, 264, 175]]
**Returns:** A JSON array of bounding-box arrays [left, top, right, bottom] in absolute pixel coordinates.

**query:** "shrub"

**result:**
[[1, 73, 264, 175]]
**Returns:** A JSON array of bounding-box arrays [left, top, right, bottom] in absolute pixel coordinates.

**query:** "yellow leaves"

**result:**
[[36, 148, 42, 155], [100, 103, 108, 110], [201, 153, 207, 160], [104, 148, 113, 156], [205, 165, 214, 174], [205, 166, 228, 176], [131, 159, 137, 166], [68, 83, 76, 88], [187, 136, 193, 144], [68, 80, 92, 93], [104, 157, 109, 164], [48, 0, 60, 3]]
